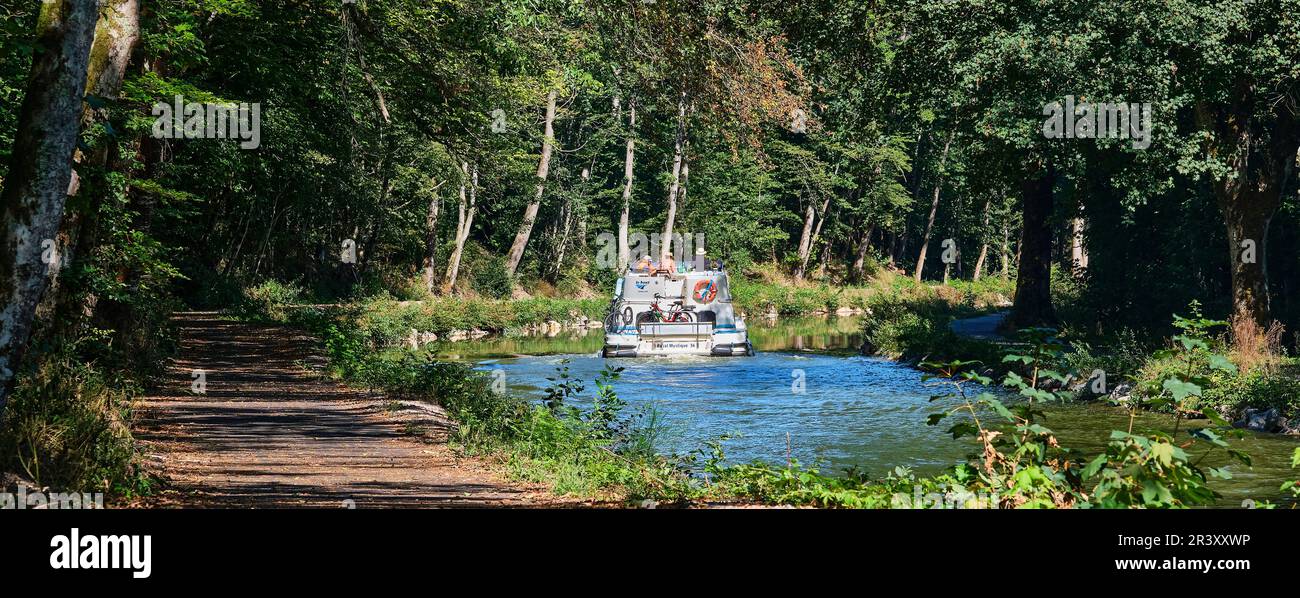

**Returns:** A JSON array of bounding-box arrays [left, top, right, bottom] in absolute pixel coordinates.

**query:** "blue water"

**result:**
[[459, 318, 1300, 505], [478, 352, 979, 475]]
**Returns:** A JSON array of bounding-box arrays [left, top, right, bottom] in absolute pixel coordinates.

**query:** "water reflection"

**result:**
[[427, 315, 866, 359]]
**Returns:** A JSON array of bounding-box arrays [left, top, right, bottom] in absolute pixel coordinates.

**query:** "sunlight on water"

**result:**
[[444, 316, 1297, 507]]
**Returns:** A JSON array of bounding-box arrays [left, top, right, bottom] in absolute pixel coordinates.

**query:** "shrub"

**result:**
[[1202, 370, 1300, 414], [239, 279, 304, 322], [472, 257, 513, 299], [859, 293, 998, 365], [0, 352, 149, 495], [1228, 316, 1286, 375]]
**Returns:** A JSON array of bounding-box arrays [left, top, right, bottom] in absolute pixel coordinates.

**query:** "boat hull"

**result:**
[[602, 325, 753, 358]]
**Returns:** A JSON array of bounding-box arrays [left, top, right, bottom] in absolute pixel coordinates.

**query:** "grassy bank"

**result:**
[[851, 271, 1300, 429]]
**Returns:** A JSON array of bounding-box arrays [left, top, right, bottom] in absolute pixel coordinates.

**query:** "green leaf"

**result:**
[[1200, 407, 1230, 426], [1208, 354, 1237, 374], [947, 422, 978, 440], [1190, 428, 1228, 447], [1150, 442, 1176, 467], [1162, 378, 1201, 401], [1228, 449, 1253, 467], [1082, 454, 1106, 479], [979, 395, 1015, 422]]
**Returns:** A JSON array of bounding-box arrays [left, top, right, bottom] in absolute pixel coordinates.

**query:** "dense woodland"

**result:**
[[1, 0, 1298, 500]]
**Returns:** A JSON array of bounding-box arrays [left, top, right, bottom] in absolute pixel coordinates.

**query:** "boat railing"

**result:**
[[637, 321, 714, 339]]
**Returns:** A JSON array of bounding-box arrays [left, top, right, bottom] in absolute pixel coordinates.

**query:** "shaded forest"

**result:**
[[0, 0, 1298, 500]]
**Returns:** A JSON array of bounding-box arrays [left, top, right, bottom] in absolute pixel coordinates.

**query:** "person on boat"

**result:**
[[657, 254, 676, 277], [692, 246, 708, 271]]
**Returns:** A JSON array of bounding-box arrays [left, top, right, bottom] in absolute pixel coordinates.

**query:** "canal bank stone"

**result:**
[[1233, 407, 1284, 433], [404, 329, 440, 348]]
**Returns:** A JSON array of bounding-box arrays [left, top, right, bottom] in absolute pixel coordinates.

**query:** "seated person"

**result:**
[[633, 255, 652, 272], [656, 254, 676, 277]]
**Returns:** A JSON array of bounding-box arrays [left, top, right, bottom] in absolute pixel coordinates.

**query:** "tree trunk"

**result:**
[[660, 91, 688, 261], [422, 181, 442, 294], [793, 201, 816, 281], [1010, 167, 1058, 328], [1000, 212, 1011, 278], [913, 130, 955, 282], [618, 99, 635, 272], [0, 0, 99, 406], [443, 162, 476, 294], [972, 197, 991, 280], [851, 221, 875, 282], [43, 0, 140, 324], [357, 167, 392, 278], [973, 244, 990, 281], [796, 195, 831, 282], [1196, 102, 1299, 325], [505, 90, 557, 276], [1220, 195, 1278, 325], [1070, 215, 1088, 274], [886, 231, 898, 269]]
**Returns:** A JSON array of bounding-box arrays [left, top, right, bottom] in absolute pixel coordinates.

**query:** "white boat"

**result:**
[[602, 265, 754, 357]]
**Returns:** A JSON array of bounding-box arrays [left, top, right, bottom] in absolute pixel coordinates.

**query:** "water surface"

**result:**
[[431, 316, 1298, 506]]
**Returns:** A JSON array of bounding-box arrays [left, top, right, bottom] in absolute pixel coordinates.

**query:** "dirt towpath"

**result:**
[[135, 312, 569, 508]]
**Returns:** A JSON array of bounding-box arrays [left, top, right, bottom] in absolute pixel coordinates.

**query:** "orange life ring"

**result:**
[[692, 279, 718, 303]]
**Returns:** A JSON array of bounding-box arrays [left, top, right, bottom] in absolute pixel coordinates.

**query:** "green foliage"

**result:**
[[1084, 306, 1252, 508], [1084, 429, 1229, 509], [0, 345, 150, 495], [922, 350, 1082, 509], [1202, 370, 1300, 415], [710, 461, 924, 509], [1282, 448, 1300, 502], [471, 257, 514, 300], [238, 280, 304, 322], [860, 291, 1000, 365]]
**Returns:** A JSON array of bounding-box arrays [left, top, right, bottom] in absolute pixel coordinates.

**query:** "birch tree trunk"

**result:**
[[442, 162, 477, 294], [794, 195, 830, 282], [0, 0, 99, 406], [44, 0, 141, 323], [1070, 215, 1088, 274], [505, 90, 557, 276], [913, 130, 954, 282], [972, 197, 991, 280], [851, 222, 875, 282], [660, 92, 688, 261], [422, 181, 442, 294], [618, 99, 635, 272]]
